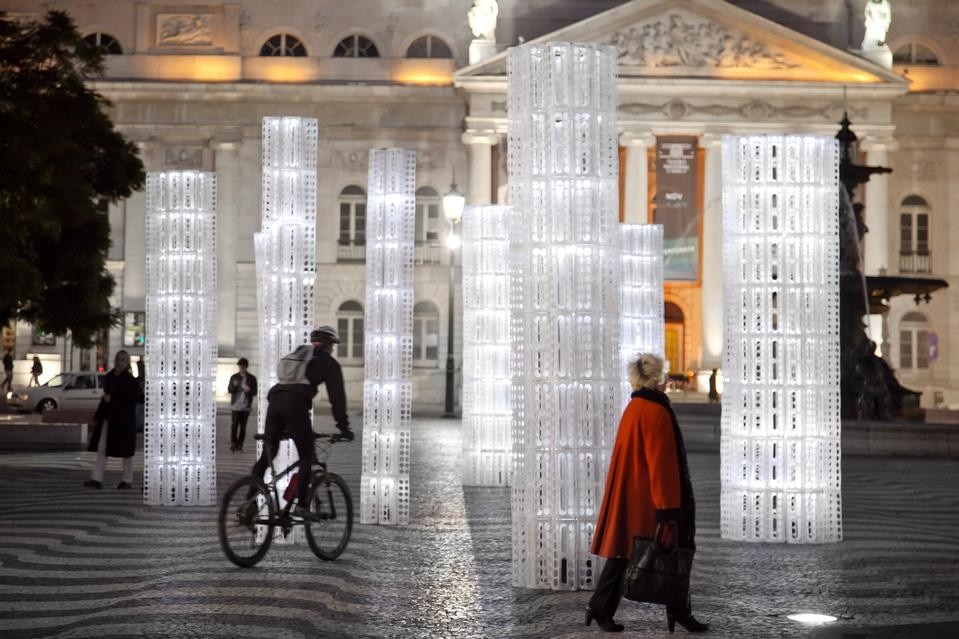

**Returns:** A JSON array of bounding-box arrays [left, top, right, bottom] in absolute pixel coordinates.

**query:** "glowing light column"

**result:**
[[255, 117, 317, 541], [721, 134, 841, 543], [620, 223, 665, 402], [360, 148, 415, 526], [462, 204, 512, 486], [508, 43, 621, 589], [144, 171, 217, 506]]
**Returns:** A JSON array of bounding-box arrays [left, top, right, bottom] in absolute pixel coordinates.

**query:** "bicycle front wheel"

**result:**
[[218, 476, 276, 568], [304, 472, 353, 561]]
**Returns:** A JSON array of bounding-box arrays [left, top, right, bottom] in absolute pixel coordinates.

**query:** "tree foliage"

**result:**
[[0, 11, 144, 347]]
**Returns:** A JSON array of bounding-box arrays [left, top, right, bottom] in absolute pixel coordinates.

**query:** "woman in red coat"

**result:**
[[586, 353, 708, 633]]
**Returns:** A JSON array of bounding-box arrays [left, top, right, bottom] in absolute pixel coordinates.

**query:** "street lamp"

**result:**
[[442, 174, 465, 418]]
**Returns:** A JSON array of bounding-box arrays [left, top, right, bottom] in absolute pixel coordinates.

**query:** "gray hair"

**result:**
[[628, 352, 665, 389]]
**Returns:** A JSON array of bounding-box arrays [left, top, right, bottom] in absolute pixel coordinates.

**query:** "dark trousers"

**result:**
[[2, 371, 12, 392], [230, 411, 250, 447], [589, 557, 627, 617], [251, 392, 312, 505]]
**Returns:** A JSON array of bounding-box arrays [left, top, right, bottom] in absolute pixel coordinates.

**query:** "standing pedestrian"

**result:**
[[586, 352, 709, 634], [29, 356, 42, 386], [707, 368, 720, 403], [227, 358, 257, 453], [84, 350, 141, 490], [2, 348, 13, 393]]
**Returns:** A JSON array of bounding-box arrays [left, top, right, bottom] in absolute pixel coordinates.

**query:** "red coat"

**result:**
[[591, 395, 684, 559]]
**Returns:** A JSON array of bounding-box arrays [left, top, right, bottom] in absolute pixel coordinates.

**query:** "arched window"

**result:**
[[406, 35, 453, 59], [83, 32, 123, 55], [899, 311, 930, 370], [415, 187, 442, 244], [260, 33, 307, 57], [899, 195, 930, 273], [333, 35, 379, 58], [413, 301, 440, 363], [336, 300, 365, 362], [893, 43, 940, 66], [338, 185, 367, 247]]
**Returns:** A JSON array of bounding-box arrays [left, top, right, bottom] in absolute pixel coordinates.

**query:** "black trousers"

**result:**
[[230, 411, 250, 446], [588, 556, 693, 618], [251, 392, 312, 505]]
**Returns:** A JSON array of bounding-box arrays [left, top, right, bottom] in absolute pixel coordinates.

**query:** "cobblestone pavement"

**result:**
[[0, 416, 958, 638]]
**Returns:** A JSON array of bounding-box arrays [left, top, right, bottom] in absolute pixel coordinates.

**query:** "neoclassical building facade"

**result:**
[[2, 0, 957, 411]]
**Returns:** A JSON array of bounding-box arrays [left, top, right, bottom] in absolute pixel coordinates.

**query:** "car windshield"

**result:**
[[44, 374, 68, 388]]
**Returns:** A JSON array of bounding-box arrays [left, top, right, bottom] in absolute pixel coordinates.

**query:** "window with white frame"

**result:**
[[899, 195, 930, 274], [893, 43, 940, 66], [260, 33, 307, 57], [413, 301, 440, 363], [406, 35, 453, 59], [333, 35, 379, 58], [415, 187, 442, 244], [336, 300, 364, 362], [338, 185, 366, 246], [83, 32, 123, 55], [899, 311, 930, 370]]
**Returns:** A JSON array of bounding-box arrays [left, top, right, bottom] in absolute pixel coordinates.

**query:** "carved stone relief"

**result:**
[[333, 150, 369, 170], [620, 98, 866, 122], [607, 12, 798, 69], [164, 147, 204, 167], [157, 14, 214, 47]]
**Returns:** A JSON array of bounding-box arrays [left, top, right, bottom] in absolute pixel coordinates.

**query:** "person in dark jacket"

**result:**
[[250, 326, 353, 516], [29, 356, 42, 386], [227, 358, 257, 452], [84, 350, 141, 490], [2, 349, 13, 393], [587, 353, 709, 634]]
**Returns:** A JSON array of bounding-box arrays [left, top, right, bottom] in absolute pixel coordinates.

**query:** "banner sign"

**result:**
[[655, 136, 699, 281]]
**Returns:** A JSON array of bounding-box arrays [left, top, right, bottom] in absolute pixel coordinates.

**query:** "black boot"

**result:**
[[667, 609, 709, 633], [585, 607, 624, 633]]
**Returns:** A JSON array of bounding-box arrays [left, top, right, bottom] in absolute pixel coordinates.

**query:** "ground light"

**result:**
[[787, 613, 838, 625]]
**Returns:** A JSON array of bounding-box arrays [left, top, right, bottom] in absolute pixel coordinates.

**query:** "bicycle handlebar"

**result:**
[[253, 431, 351, 444]]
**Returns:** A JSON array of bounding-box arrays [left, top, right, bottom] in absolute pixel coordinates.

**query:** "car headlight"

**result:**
[[18, 393, 29, 401], [4, 391, 10, 400]]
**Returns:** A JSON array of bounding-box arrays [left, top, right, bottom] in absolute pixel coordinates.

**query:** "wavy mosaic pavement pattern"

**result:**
[[1, 417, 958, 638]]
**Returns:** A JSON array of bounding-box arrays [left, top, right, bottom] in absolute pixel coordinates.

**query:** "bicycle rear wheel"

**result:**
[[218, 476, 276, 567], [304, 472, 353, 561]]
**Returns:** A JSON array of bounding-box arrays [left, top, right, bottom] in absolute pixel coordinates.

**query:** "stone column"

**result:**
[[700, 133, 724, 371], [620, 131, 655, 223], [462, 130, 499, 206], [213, 133, 242, 356], [861, 136, 897, 358], [124, 139, 156, 312]]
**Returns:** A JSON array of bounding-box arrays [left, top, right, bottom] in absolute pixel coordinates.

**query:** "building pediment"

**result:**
[[455, 0, 907, 88]]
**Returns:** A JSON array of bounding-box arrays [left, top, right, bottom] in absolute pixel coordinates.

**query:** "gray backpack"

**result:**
[[276, 345, 313, 385]]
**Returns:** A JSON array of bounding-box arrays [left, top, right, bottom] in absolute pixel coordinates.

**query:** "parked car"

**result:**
[[5, 371, 105, 414]]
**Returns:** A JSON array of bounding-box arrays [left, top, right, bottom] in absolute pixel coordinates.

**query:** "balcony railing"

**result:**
[[414, 243, 442, 265], [337, 243, 365, 262], [899, 251, 931, 274]]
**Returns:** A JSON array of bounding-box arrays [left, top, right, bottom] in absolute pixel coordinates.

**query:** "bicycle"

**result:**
[[218, 431, 353, 567]]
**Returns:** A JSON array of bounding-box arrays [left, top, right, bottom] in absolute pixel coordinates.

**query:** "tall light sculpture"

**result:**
[[462, 204, 512, 486], [620, 223, 665, 403], [508, 43, 621, 590], [144, 171, 218, 506], [720, 134, 842, 543], [255, 117, 317, 542], [360, 148, 416, 526]]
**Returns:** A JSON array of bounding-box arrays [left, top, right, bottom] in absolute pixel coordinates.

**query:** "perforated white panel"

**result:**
[[360, 148, 416, 526], [507, 43, 621, 590], [720, 134, 842, 544], [620, 224, 665, 403], [461, 205, 512, 487], [144, 171, 218, 506]]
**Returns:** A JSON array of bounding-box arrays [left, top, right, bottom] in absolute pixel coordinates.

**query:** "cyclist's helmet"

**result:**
[[310, 325, 340, 344]]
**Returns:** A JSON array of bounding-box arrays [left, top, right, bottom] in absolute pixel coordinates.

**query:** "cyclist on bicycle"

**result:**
[[251, 326, 354, 517]]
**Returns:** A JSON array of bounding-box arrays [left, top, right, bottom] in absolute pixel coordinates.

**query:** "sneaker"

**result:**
[[83, 479, 103, 489], [292, 505, 316, 521], [116, 481, 132, 490]]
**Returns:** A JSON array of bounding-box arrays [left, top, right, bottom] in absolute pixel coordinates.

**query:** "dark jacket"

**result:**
[[88, 368, 140, 458], [227, 372, 258, 412], [31, 359, 42, 375], [2, 353, 12, 372], [591, 388, 695, 559], [268, 348, 349, 430]]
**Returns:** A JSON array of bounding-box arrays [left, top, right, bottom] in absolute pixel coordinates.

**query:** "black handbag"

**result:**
[[622, 530, 693, 609]]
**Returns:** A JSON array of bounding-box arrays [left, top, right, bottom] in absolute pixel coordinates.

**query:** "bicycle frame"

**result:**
[[261, 442, 334, 525]]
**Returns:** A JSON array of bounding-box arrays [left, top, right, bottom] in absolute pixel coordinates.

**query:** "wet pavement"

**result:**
[[0, 415, 958, 638]]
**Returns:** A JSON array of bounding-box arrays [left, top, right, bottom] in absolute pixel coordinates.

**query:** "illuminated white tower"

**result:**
[[254, 116, 317, 541], [360, 148, 416, 526], [461, 204, 512, 486], [144, 170, 218, 506], [508, 42, 621, 590], [721, 134, 842, 543], [620, 223, 665, 402]]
